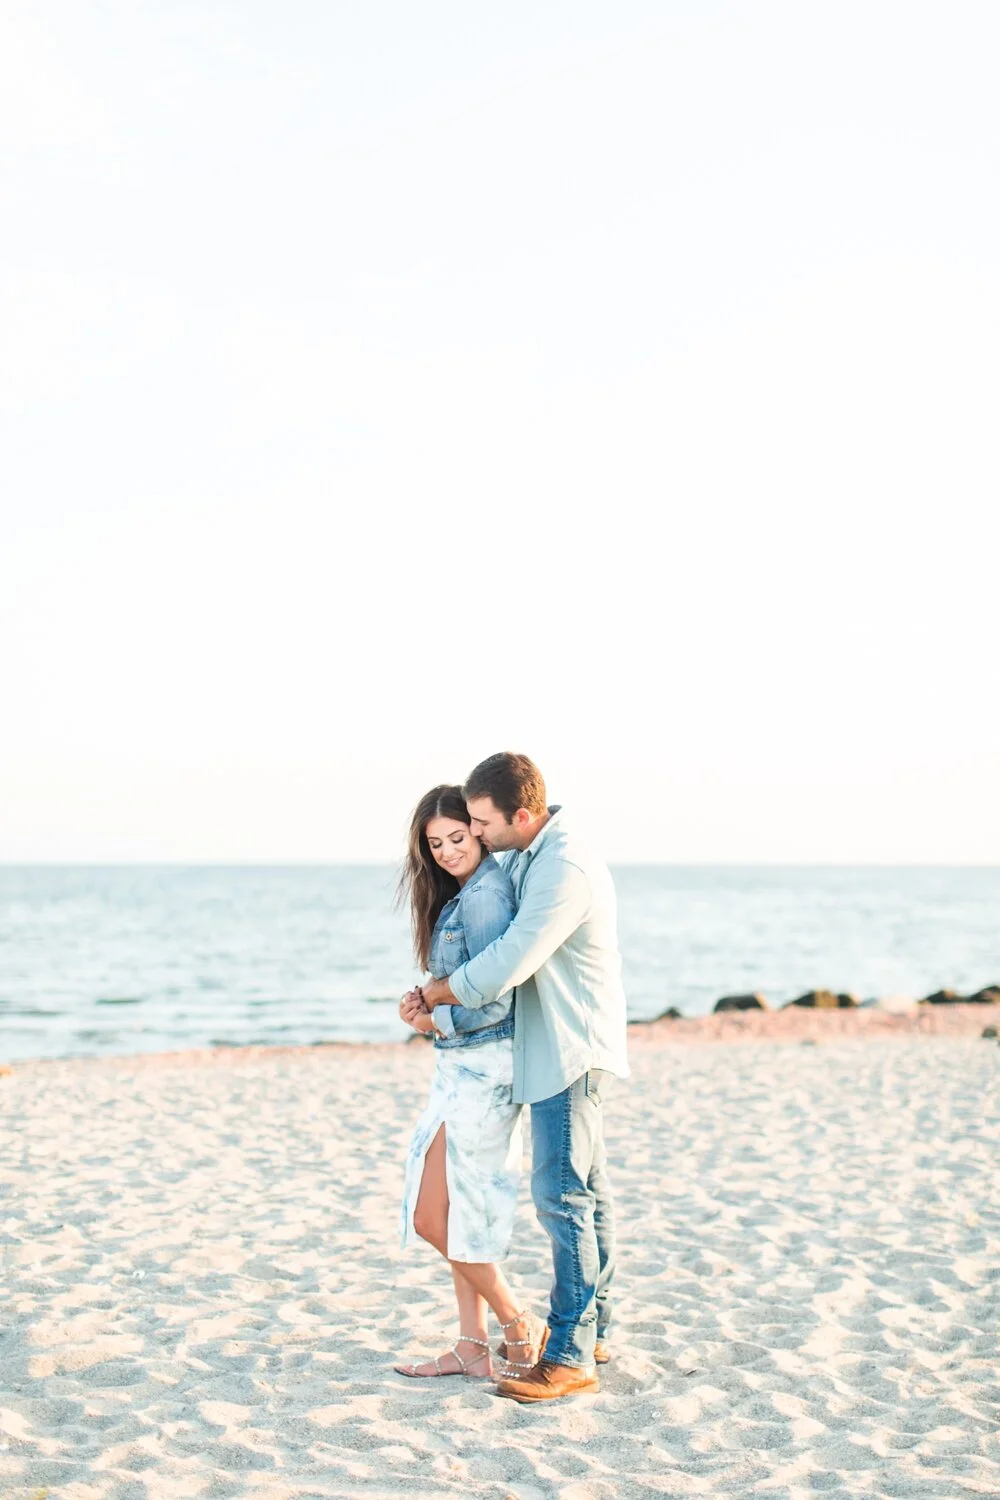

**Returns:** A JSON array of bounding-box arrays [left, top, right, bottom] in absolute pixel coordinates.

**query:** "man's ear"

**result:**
[[513, 808, 532, 830]]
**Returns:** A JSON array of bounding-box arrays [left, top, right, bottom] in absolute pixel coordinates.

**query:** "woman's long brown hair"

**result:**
[[397, 784, 476, 972]]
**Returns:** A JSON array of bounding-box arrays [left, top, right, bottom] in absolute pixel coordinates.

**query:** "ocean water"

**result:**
[[0, 865, 997, 1063]]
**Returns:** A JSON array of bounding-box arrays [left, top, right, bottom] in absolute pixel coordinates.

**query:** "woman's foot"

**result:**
[[394, 1335, 493, 1379], [496, 1311, 549, 1376]]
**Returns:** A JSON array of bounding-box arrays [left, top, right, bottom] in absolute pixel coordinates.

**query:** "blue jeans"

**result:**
[[530, 1069, 616, 1369]]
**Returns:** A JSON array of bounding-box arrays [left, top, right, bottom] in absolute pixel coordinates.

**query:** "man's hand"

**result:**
[[420, 976, 456, 1011]]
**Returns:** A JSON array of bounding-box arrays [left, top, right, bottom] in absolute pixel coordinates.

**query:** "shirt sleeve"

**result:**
[[433, 1003, 457, 1038], [440, 881, 516, 1032], [448, 857, 590, 1010]]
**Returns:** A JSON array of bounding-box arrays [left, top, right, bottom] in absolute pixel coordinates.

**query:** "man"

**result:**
[[407, 752, 629, 1402]]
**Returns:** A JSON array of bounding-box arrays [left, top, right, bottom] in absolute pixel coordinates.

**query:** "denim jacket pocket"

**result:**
[[429, 920, 467, 977]]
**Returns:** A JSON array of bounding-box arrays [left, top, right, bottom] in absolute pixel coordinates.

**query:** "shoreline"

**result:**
[[3, 1002, 995, 1074]]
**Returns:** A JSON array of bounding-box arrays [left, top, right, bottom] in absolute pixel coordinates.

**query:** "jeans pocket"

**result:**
[[585, 1069, 608, 1105]]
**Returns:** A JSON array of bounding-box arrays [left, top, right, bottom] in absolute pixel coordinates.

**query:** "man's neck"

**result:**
[[516, 810, 551, 852]]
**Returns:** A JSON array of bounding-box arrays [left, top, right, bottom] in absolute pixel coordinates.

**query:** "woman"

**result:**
[[394, 784, 547, 1379]]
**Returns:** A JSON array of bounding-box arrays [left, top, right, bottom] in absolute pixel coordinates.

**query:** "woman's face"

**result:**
[[424, 816, 482, 884]]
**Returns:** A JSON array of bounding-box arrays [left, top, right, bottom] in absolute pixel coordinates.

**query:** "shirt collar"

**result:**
[[522, 805, 563, 861]]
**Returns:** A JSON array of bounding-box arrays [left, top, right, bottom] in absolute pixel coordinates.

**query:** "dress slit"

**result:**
[[400, 1045, 522, 1263], [410, 1122, 450, 1243]]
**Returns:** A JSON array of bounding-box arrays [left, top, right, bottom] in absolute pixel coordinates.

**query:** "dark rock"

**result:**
[[982, 1025, 999, 1040], [714, 993, 769, 1012], [629, 1006, 684, 1025], [784, 990, 859, 1009], [969, 986, 1000, 1004], [920, 989, 965, 1005]]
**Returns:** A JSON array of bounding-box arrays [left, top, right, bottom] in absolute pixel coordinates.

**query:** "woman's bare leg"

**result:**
[[399, 1126, 539, 1375], [411, 1125, 450, 1257], [452, 1265, 489, 1347]]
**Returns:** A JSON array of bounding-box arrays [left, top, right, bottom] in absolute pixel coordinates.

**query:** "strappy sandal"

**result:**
[[394, 1335, 492, 1379], [495, 1310, 549, 1379]]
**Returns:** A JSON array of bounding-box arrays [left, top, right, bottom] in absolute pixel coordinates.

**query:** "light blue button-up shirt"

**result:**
[[447, 807, 630, 1104]]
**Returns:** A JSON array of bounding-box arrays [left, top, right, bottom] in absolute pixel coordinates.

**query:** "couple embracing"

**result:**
[[395, 752, 629, 1403]]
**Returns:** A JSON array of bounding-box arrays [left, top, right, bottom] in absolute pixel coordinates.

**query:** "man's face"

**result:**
[[466, 796, 518, 852]]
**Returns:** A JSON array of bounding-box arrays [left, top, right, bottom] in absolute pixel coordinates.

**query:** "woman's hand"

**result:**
[[408, 1009, 437, 1036], [399, 988, 431, 1028]]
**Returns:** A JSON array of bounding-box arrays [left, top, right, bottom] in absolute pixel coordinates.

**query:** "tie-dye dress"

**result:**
[[400, 855, 524, 1263]]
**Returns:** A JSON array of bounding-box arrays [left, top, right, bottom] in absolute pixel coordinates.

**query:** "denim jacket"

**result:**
[[429, 854, 516, 1049]]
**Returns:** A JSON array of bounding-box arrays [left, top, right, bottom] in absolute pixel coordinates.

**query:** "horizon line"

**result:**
[[2, 859, 999, 871]]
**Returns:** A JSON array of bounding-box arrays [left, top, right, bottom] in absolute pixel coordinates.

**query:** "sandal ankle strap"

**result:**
[[450, 1339, 491, 1374], [495, 1310, 545, 1377], [497, 1309, 534, 1333]]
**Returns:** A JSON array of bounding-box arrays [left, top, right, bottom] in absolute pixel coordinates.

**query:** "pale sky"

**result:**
[[2, 1, 998, 863]]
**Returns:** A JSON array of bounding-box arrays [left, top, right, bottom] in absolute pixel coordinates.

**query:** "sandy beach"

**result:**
[[2, 1021, 998, 1500]]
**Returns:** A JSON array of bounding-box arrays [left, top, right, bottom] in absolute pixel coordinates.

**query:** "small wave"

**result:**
[[96, 996, 144, 1006]]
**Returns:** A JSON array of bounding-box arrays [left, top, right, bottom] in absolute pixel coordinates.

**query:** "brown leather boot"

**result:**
[[495, 1360, 600, 1402], [594, 1341, 610, 1365]]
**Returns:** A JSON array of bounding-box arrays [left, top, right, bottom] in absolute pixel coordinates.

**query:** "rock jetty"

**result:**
[[713, 993, 769, 1012], [784, 989, 859, 1008]]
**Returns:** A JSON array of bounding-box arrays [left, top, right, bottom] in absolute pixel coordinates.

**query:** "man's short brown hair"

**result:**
[[464, 752, 547, 821]]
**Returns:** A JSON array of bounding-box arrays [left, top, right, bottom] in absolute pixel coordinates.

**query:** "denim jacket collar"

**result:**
[[441, 851, 500, 911], [465, 851, 501, 890]]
